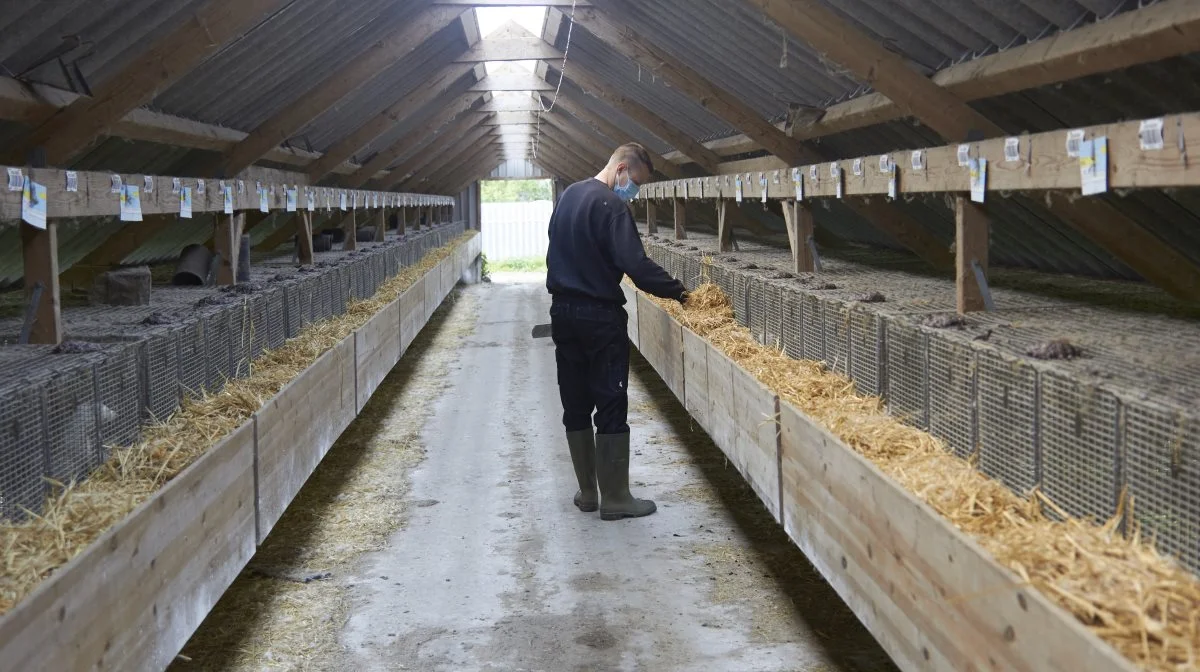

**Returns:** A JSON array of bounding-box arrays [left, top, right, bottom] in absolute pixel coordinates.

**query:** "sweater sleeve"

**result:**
[[608, 208, 687, 301]]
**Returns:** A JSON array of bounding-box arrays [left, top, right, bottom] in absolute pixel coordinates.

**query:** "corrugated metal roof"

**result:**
[[489, 159, 546, 179]]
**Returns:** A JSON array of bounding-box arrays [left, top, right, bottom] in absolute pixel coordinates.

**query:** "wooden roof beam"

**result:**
[[416, 140, 501, 193], [307, 63, 485, 183], [433, 149, 506, 194], [4, 0, 289, 166], [374, 116, 495, 189], [535, 90, 683, 179], [211, 4, 469, 178], [402, 132, 500, 191]]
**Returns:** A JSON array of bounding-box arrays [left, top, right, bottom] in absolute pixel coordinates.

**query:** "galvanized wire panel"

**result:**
[[313, 273, 334, 323], [928, 339, 977, 461], [1124, 402, 1200, 571], [763, 281, 785, 352], [801, 293, 826, 363], [849, 309, 884, 398], [177, 319, 207, 400], [977, 350, 1040, 495], [43, 361, 99, 488], [749, 277, 767, 345], [330, 267, 349, 317], [825, 301, 851, 377], [230, 299, 255, 380], [883, 317, 928, 429], [94, 346, 142, 453], [264, 288, 287, 350], [204, 311, 234, 393], [732, 272, 750, 328], [781, 287, 805, 361], [143, 328, 180, 423], [1039, 371, 1120, 523], [0, 382, 47, 519]]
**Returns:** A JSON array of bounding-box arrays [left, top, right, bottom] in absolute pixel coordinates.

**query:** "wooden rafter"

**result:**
[[306, 63, 484, 182], [5, 0, 288, 166], [212, 4, 467, 178], [407, 138, 499, 192], [537, 90, 683, 179], [377, 119, 495, 189]]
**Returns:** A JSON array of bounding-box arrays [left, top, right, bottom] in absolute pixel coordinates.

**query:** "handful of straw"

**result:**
[[651, 281, 1200, 671]]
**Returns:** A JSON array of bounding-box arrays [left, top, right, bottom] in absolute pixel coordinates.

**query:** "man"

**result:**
[[546, 143, 689, 521]]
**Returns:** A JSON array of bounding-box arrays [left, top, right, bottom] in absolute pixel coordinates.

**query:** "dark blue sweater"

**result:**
[[546, 179, 686, 305]]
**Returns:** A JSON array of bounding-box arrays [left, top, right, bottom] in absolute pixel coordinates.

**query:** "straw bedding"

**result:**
[[0, 233, 476, 618], [647, 279, 1200, 671]]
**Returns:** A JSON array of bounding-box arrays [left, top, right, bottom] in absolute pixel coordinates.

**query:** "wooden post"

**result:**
[[782, 200, 815, 273], [215, 212, 245, 286], [397, 207, 407, 236], [955, 196, 989, 313], [375, 208, 387, 242], [343, 210, 357, 251], [298, 212, 314, 265], [21, 216, 63, 345], [672, 197, 686, 240], [646, 200, 657, 235], [716, 199, 732, 252], [426, 205, 434, 228]]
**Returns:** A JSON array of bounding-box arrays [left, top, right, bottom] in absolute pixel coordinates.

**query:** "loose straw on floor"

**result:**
[[0, 234, 476, 617], [648, 280, 1200, 671]]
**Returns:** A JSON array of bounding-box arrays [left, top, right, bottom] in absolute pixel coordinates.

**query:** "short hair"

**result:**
[[610, 142, 653, 176]]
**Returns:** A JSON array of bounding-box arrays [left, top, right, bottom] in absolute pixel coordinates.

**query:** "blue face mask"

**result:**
[[613, 169, 640, 202]]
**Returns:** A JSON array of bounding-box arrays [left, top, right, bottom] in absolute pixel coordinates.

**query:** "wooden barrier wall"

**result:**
[[629, 290, 1138, 672], [0, 234, 482, 672]]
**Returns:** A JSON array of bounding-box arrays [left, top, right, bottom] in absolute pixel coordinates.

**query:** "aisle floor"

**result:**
[[340, 273, 892, 672]]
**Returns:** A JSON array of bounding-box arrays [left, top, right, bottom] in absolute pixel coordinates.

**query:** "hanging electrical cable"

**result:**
[[532, 0, 577, 162]]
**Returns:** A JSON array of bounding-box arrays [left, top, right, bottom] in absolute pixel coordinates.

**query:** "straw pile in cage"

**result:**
[[646, 278, 1200, 671], [0, 233, 476, 618]]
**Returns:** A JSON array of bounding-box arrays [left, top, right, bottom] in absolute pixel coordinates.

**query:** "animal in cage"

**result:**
[[62, 402, 118, 453]]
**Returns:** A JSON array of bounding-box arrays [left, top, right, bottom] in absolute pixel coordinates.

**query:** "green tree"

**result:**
[[482, 179, 552, 203]]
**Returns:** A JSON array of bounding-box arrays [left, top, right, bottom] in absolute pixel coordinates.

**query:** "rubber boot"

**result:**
[[566, 430, 598, 512], [596, 433, 656, 521]]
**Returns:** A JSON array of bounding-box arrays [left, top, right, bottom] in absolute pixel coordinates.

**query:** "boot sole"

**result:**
[[575, 502, 599, 512], [600, 510, 655, 521]]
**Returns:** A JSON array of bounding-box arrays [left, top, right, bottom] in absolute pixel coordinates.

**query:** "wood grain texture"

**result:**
[[255, 338, 356, 542], [0, 422, 256, 671], [730, 364, 781, 523], [621, 283, 639, 348], [778, 402, 1137, 672], [682, 328, 710, 433], [635, 293, 684, 402], [355, 300, 402, 411]]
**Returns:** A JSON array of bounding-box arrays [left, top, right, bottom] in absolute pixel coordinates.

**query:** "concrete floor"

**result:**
[[339, 273, 894, 672]]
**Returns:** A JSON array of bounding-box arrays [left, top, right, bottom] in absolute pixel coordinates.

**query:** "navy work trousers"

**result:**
[[549, 296, 630, 435]]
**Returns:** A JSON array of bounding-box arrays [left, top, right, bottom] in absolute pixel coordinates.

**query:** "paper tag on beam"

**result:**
[[224, 185, 234, 214], [307, 190, 316, 211], [110, 174, 122, 193], [6, 168, 23, 191], [878, 155, 891, 173], [341, 191, 348, 211], [887, 165, 898, 200], [809, 165, 818, 182], [1139, 118, 1164, 151], [238, 180, 245, 194], [1004, 137, 1020, 163], [21, 180, 47, 229], [956, 144, 970, 167], [120, 185, 143, 222], [969, 158, 987, 203], [171, 177, 181, 194], [180, 187, 193, 219], [143, 176, 154, 193], [852, 158, 863, 176], [1066, 129, 1085, 158], [791, 168, 802, 200], [259, 187, 270, 213], [287, 187, 298, 212], [197, 179, 206, 195], [62, 171, 77, 193], [735, 177, 743, 203], [910, 150, 924, 171], [760, 174, 768, 203], [1080, 136, 1108, 196]]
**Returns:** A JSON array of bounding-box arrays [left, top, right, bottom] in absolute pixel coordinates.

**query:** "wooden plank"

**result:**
[[374, 118, 493, 190], [355, 300, 402, 411], [456, 36, 562, 62], [214, 211, 244, 286], [425, 265, 440, 322], [375, 208, 387, 242], [5, 0, 288, 166], [214, 5, 467, 177], [781, 200, 815, 274], [682, 328, 710, 434], [645, 200, 657, 235], [342, 210, 357, 252], [731, 364, 782, 522], [955, 197, 989, 314], [470, 73, 556, 91], [635, 293, 684, 402], [20, 217, 62, 345], [716, 199, 732, 252], [298, 211, 315, 265], [672, 197, 687, 240], [778, 401, 1138, 672], [255, 337, 357, 542], [622, 283, 639, 348], [0, 422, 255, 671], [401, 277, 427, 354], [705, 346, 737, 462]]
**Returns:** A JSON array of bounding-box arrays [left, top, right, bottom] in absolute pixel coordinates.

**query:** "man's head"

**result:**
[[597, 143, 653, 201]]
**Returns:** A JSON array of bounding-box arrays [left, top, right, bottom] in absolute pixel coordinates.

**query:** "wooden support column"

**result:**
[[672, 197, 687, 240], [21, 217, 62, 344], [215, 212, 245, 286], [60, 214, 172, 288], [716, 199, 733, 252], [375, 208, 387, 242], [298, 212, 314, 265], [955, 197, 990, 313], [342, 210, 357, 251], [397, 207, 407, 236], [645, 200, 657, 235], [781, 200, 815, 274]]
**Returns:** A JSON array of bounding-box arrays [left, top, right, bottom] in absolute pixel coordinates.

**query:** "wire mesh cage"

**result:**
[[264, 288, 288, 350], [801, 292, 826, 363], [927, 338, 977, 461], [203, 310, 234, 393], [1038, 370, 1120, 523], [882, 317, 928, 430], [230, 297, 257, 379], [177, 318, 207, 400], [42, 359, 100, 489], [94, 345, 143, 454], [848, 309, 884, 398], [142, 327, 181, 423], [1124, 401, 1200, 571], [762, 280, 785, 352], [0, 381, 48, 519], [732, 272, 750, 328], [780, 287, 804, 361], [824, 301, 851, 377], [330, 267, 349, 317], [976, 349, 1040, 495], [749, 277, 768, 345]]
